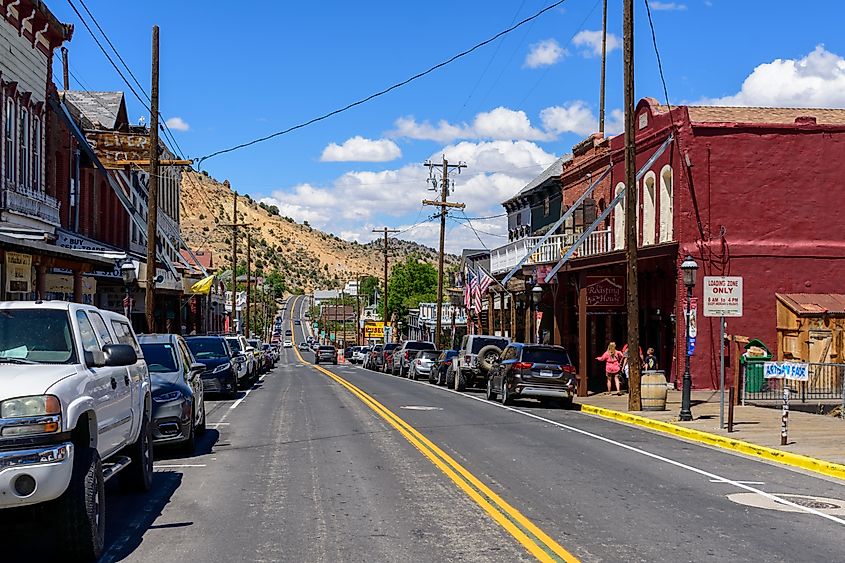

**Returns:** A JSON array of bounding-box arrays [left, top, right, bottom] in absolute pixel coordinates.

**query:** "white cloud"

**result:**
[[701, 45, 845, 107], [572, 30, 621, 57], [165, 116, 189, 131], [391, 107, 550, 142], [650, 2, 687, 10], [320, 136, 401, 162], [524, 39, 567, 68], [540, 102, 624, 136]]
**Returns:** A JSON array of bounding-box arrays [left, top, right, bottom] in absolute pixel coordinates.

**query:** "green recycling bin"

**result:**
[[740, 338, 772, 393]]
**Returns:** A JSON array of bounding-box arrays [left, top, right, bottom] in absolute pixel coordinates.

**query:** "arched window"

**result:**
[[613, 183, 625, 250], [659, 165, 674, 242], [643, 171, 656, 245]]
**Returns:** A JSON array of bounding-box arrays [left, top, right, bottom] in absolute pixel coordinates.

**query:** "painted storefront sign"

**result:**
[[585, 276, 625, 308], [5, 252, 32, 293]]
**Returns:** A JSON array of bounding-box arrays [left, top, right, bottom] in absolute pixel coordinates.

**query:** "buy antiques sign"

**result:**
[[703, 276, 743, 317], [585, 276, 625, 308]]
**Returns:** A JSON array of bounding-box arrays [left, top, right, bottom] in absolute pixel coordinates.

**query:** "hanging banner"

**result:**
[[5, 252, 32, 293]]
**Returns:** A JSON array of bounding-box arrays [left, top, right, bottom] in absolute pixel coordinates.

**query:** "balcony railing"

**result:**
[[490, 229, 615, 275], [1, 186, 61, 226]]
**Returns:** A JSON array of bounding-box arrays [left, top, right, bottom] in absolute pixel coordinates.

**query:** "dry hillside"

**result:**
[[179, 171, 457, 292]]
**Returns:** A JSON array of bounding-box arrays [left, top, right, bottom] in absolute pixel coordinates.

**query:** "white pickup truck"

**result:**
[[0, 301, 153, 560]]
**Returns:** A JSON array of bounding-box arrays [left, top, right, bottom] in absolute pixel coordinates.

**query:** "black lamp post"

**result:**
[[120, 261, 137, 325], [679, 254, 699, 421], [531, 285, 543, 344]]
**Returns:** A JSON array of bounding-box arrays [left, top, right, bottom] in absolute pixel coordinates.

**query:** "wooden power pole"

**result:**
[[423, 156, 466, 349], [246, 231, 252, 338], [221, 188, 251, 334], [624, 0, 642, 411], [372, 227, 399, 341], [144, 25, 160, 333], [599, 0, 608, 134]]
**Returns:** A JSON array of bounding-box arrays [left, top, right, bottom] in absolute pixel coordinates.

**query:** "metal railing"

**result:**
[[0, 186, 61, 226], [741, 362, 845, 417], [489, 229, 616, 275]]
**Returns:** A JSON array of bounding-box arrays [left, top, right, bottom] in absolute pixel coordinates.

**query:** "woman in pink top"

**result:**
[[596, 341, 623, 395]]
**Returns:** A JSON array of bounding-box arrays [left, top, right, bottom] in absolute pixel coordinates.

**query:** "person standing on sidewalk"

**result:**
[[644, 347, 658, 370], [596, 342, 624, 395]]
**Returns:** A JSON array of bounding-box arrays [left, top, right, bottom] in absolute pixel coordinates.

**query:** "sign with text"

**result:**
[[5, 252, 31, 293], [363, 321, 385, 339], [585, 276, 625, 308], [703, 276, 743, 317], [764, 362, 809, 381]]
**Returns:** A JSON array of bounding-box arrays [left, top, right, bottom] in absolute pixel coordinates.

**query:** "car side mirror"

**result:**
[[102, 344, 137, 367]]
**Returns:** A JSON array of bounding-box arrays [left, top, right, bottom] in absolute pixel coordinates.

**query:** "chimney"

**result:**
[[794, 116, 817, 125]]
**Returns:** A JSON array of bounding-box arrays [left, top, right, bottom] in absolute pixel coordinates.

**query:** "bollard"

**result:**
[[781, 386, 789, 446], [727, 387, 734, 433]]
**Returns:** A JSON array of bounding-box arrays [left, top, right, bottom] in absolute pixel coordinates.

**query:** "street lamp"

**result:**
[[531, 284, 543, 344], [120, 261, 137, 325], [679, 254, 699, 421]]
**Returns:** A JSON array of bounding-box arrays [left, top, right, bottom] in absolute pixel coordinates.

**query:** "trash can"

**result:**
[[741, 338, 772, 393]]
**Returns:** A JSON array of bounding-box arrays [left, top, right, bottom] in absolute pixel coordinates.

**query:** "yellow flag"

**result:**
[[190, 275, 215, 295]]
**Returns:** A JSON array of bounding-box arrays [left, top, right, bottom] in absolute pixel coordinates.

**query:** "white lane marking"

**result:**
[[230, 388, 253, 409], [357, 365, 845, 526], [154, 464, 207, 468], [400, 405, 443, 411], [208, 422, 230, 428], [710, 479, 766, 485], [259, 372, 268, 381]]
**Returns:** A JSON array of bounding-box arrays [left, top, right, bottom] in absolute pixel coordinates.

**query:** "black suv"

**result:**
[[486, 343, 577, 408], [315, 345, 338, 365]]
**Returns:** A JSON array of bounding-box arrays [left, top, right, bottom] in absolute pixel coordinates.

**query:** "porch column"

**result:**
[[36, 264, 48, 300], [552, 283, 562, 346], [72, 270, 84, 303], [578, 276, 588, 397], [509, 295, 516, 340], [499, 292, 505, 337], [487, 295, 494, 334]]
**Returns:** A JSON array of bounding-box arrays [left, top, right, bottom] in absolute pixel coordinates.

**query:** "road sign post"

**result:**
[[703, 276, 743, 429]]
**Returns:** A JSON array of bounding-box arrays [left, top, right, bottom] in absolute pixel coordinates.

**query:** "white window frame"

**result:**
[[19, 106, 30, 189], [642, 171, 657, 246], [4, 97, 15, 183], [613, 182, 625, 250], [32, 115, 41, 192], [659, 165, 674, 243]]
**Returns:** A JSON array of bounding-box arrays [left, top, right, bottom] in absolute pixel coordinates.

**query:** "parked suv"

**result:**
[[365, 344, 383, 370], [486, 343, 577, 408], [225, 335, 255, 385], [380, 343, 399, 373], [451, 334, 511, 391], [185, 335, 238, 398], [392, 340, 436, 377], [0, 301, 153, 560], [409, 350, 441, 381], [315, 345, 338, 365]]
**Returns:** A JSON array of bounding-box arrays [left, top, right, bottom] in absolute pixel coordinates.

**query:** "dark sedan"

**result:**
[[486, 343, 577, 408], [185, 336, 239, 399]]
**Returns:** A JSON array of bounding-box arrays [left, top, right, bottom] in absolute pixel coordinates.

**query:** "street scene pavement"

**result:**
[[7, 296, 843, 562]]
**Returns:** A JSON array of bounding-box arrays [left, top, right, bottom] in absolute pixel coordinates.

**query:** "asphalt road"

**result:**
[[8, 295, 844, 561]]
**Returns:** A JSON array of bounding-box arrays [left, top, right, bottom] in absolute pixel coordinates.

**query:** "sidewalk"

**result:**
[[574, 389, 845, 473]]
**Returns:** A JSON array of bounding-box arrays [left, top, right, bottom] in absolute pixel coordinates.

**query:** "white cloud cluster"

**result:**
[[165, 116, 189, 131], [572, 30, 621, 57], [650, 2, 687, 10], [701, 45, 845, 108], [540, 102, 624, 136], [320, 136, 401, 162], [391, 107, 551, 143], [524, 39, 567, 68]]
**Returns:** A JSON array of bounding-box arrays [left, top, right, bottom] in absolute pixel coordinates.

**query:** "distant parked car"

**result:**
[[185, 335, 238, 398], [380, 343, 399, 372], [294, 319, 301, 325], [247, 339, 266, 373], [344, 346, 356, 362], [298, 341, 310, 351], [138, 334, 206, 452], [409, 349, 441, 381], [486, 343, 577, 408], [431, 350, 458, 385], [283, 339, 292, 348], [365, 344, 383, 370], [315, 345, 338, 365], [225, 335, 254, 385], [392, 340, 436, 377]]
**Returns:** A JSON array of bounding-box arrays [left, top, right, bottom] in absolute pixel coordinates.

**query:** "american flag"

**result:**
[[463, 267, 474, 310], [477, 265, 494, 296], [470, 267, 482, 312]]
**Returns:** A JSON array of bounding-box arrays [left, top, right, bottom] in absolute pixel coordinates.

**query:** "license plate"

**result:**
[[539, 370, 554, 377]]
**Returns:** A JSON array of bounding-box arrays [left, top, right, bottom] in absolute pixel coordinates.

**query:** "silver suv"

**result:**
[[451, 334, 510, 391]]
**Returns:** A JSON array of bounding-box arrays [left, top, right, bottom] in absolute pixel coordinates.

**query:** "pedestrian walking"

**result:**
[[596, 342, 624, 395]]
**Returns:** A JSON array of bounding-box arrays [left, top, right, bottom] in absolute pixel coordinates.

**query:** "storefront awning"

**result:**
[[0, 233, 115, 269]]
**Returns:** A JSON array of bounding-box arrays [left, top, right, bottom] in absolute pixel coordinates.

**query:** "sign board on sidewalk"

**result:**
[[764, 362, 809, 381], [703, 276, 743, 317]]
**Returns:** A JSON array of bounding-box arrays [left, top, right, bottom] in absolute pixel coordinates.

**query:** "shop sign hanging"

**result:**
[[5, 252, 32, 293], [585, 276, 625, 308]]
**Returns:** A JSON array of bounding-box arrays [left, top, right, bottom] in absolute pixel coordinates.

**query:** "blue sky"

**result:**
[[51, 0, 845, 252]]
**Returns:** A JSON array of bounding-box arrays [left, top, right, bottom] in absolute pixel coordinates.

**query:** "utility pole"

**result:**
[[144, 25, 160, 334], [372, 227, 399, 341], [599, 0, 608, 134], [624, 0, 642, 411], [221, 188, 251, 334], [61, 47, 69, 90], [423, 157, 466, 348], [246, 231, 252, 338]]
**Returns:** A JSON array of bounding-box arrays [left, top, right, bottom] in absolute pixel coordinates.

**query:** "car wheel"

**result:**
[[455, 367, 467, 392], [197, 399, 207, 435], [52, 446, 105, 561], [445, 365, 455, 388], [501, 380, 513, 406], [120, 408, 153, 492], [561, 396, 574, 410], [181, 407, 196, 455], [428, 369, 436, 384], [486, 378, 497, 401], [228, 378, 239, 399], [333, 360, 338, 365]]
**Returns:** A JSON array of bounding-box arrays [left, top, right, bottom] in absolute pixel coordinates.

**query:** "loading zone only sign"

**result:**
[[703, 276, 743, 317], [763, 362, 809, 381]]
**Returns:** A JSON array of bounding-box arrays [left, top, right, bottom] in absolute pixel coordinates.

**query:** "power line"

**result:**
[[196, 0, 568, 165], [643, 0, 673, 114]]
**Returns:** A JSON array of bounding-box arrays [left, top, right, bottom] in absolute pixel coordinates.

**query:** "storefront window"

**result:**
[[4, 97, 15, 182], [19, 107, 29, 189], [32, 117, 41, 191]]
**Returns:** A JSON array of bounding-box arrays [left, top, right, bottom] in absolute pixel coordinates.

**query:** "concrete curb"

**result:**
[[576, 403, 845, 482]]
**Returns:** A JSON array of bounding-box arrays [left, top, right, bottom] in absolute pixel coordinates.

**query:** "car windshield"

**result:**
[[471, 337, 509, 354], [140, 343, 179, 373], [523, 348, 572, 365], [186, 338, 228, 359], [319, 346, 335, 351], [405, 341, 435, 351], [0, 309, 76, 364], [225, 338, 242, 352], [384, 344, 398, 352]]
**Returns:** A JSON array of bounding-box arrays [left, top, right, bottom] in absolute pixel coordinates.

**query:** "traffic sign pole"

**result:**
[[720, 316, 726, 429]]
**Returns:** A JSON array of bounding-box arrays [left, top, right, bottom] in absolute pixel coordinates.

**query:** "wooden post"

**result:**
[[487, 294, 494, 334], [510, 293, 517, 341], [578, 278, 588, 397], [231, 190, 237, 333], [144, 25, 160, 334]]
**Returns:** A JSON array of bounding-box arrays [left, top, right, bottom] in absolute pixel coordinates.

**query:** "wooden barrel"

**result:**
[[641, 370, 668, 411]]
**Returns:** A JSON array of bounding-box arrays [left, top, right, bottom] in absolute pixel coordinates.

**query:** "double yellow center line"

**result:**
[[290, 302, 578, 563]]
